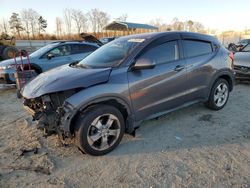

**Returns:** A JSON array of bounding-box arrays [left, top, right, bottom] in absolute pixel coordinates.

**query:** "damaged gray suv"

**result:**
[[21, 32, 235, 156]]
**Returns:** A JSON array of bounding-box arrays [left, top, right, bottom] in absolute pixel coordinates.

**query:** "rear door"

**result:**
[[128, 35, 188, 121], [181, 37, 217, 101]]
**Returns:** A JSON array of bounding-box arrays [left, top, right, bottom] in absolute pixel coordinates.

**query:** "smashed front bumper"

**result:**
[[22, 97, 77, 138], [57, 102, 79, 137]]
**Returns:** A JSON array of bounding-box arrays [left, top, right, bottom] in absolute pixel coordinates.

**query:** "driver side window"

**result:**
[[138, 40, 179, 65], [43, 45, 72, 58]]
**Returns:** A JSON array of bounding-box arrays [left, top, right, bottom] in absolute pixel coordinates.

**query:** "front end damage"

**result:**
[[23, 90, 78, 138]]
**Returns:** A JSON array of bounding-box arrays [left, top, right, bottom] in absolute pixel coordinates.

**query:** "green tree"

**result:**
[[9, 13, 23, 37], [187, 20, 194, 32], [38, 16, 47, 35]]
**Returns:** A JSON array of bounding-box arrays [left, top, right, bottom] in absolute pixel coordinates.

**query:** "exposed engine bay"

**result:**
[[23, 89, 78, 136]]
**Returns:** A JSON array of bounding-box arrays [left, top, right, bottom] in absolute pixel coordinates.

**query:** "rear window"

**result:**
[[183, 40, 213, 58], [71, 44, 98, 54]]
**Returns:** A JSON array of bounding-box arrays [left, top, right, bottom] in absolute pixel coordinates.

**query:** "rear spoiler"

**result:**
[[80, 33, 103, 46]]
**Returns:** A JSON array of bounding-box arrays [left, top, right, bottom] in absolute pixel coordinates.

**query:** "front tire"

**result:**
[[205, 78, 230, 110], [74, 105, 125, 156]]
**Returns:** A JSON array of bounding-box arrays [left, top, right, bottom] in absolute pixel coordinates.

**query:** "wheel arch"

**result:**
[[69, 96, 134, 134], [207, 69, 235, 99], [23, 63, 42, 74]]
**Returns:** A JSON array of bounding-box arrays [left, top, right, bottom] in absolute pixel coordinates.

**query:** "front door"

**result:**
[[38, 44, 74, 71], [128, 39, 188, 121]]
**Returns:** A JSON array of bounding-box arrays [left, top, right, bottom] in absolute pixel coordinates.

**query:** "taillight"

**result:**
[[229, 52, 234, 61]]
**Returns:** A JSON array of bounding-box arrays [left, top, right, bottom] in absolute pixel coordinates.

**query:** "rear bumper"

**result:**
[[235, 70, 250, 81]]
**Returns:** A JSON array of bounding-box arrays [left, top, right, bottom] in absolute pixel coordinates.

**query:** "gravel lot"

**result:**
[[0, 84, 249, 188]]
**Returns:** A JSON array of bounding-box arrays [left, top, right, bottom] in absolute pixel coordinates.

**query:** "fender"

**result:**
[[61, 95, 134, 134], [206, 68, 235, 99], [77, 95, 132, 115], [61, 80, 134, 133]]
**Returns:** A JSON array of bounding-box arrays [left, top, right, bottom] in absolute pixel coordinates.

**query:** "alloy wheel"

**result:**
[[87, 114, 121, 151], [214, 83, 229, 107]]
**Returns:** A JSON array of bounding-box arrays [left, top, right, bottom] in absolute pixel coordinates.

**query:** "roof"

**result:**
[[117, 31, 219, 44], [104, 21, 158, 31], [51, 40, 100, 47]]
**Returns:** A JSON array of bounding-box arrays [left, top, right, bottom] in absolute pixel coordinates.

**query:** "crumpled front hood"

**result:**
[[234, 52, 250, 67], [21, 64, 112, 99]]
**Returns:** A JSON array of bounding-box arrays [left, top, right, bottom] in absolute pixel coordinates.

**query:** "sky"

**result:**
[[1, 0, 250, 33]]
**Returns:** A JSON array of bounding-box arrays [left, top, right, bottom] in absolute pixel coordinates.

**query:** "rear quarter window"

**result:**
[[183, 40, 213, 58]]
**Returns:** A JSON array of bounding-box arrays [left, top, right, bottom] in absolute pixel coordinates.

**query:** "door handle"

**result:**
[[174, 65, 185, 72]]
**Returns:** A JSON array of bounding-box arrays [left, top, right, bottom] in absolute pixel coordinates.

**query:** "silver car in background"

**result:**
[[234, 43, 250, 81]]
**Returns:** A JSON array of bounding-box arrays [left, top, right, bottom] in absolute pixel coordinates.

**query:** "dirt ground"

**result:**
[[0, 84, 249, 188]]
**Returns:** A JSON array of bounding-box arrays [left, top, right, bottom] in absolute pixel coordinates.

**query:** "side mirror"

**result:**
[[47, 53, 54, 60], [20, 50, 27, 57], [133, 58, 155, 70]]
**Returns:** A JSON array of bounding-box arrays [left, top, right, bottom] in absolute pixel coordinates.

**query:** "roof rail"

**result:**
[[51, 40, 85, 44]]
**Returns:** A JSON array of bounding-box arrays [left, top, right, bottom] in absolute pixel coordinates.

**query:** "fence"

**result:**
[[15, 40, 59, 53]]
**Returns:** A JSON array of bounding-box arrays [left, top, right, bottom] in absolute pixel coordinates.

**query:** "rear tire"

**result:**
[[2, 46, 18, 60], [74, 105, 125, 156], [205, 78, 230, 110]]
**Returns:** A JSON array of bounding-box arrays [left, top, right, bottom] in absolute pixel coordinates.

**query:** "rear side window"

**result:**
[[183, 40, 213, 58], [139, 40, 179, 65], [71, 44, 98, 54]]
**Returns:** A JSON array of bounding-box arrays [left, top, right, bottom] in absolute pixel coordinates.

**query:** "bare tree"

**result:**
[[192, 22, 205, 32], [29, 9, 39, 38], [55, 17, 63, 37], [87, 9, 110, 33], [149, 18, 168, 31], [0, 22, 3, 34], [115, 14, 128, 22], [21, 9, 40, 39], [21, 10, 31, 38], [98, 11, 110, 32], [171, 17, 184, 31], [87, 9, 98, 33], [1, 18, 10, 34], [64, 9, 72, 35], [71, 9, 87, 34]]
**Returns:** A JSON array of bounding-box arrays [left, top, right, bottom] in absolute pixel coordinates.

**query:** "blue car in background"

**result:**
[[0, 35, 102, 83]]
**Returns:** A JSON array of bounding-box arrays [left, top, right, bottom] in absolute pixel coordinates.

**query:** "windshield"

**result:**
[[78, 37, 145, 68], [239, 39, 250, 45], [241, 44, 250, 52], [29, 43, 58, 58]]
